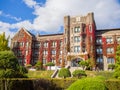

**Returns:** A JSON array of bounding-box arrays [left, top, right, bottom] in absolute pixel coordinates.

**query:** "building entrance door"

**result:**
[[71, 58, 83, 67]]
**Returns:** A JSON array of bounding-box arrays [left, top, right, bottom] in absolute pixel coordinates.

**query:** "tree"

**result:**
[[0, 32, 10, 51], [0, 51, 27, 78], [0, 51, 28, 90], [72, 70, 87, 78], [35, 61, 42, 70], [114, 45, 120, 78], [18, 65, 28, 75], [79, 60, 88, 70], [45, 62, 55, 70], [58, 68, 71, 78], [86, 59, 94, 70]]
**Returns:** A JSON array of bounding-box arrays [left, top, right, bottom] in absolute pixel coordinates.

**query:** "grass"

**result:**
[[86, 71, 114, 79], [27, 70, 54, 78], [26, 69, 114, 79]]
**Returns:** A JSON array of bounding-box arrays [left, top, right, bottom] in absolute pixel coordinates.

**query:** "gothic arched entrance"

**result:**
[[71, 58, 83, 67]]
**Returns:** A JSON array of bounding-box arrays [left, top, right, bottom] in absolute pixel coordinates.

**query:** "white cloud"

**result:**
[[0, 11, 22, 21], [22, 0, 120, 32], [0, 20, 33, 38], [23, 0, 39, 8], [5, 14, 22, 21], [11, 20, 33, 30], [0, 21, 15, 39], [1, 0, 120, 39]]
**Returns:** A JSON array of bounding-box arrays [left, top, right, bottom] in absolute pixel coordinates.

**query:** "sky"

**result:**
[[0, 0, 120, 38]]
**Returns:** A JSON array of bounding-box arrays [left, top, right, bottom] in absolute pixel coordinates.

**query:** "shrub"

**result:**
[[113, 66, 120, 78], [58, 68, 71, 78], [72, 70, 87, 78], [45, 62, 55, 70], [105, 79, 120, 90], [35, 61, 42, 70], [67, 77, 107, 90], [79, 61, 88, 70]]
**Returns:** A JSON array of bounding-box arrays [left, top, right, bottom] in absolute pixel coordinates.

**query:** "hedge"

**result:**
[[105, 79, 120, 90], [0, 78, 120, 90], [0, 78, 76, 90]]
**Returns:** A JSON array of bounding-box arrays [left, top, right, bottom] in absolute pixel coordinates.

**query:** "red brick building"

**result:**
[[11, 12, 120, 70]]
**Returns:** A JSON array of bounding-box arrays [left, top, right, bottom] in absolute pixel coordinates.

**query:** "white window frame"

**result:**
[[107, 57, 114, 64]]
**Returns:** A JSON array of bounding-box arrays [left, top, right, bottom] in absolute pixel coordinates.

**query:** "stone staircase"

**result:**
[[51, 69, 58, 78], [51, 66, 82, 78]]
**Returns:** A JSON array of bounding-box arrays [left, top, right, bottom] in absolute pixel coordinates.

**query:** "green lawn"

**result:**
[[27, 70, 54, 78], [86, 71, 114, 79], [26, 70, 114, 79]]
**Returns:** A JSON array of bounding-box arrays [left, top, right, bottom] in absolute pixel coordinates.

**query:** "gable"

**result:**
[[12, 28, 33, 41]]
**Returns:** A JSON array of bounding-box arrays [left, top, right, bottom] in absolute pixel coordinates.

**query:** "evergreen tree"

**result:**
[[58, 68, 71, 78], [0, 32, 10, 51], [114, 46, 120, 78]]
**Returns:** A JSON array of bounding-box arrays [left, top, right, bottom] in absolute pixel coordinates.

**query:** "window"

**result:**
[[97, 56, 103, 63], [19, 42, 24, 47], [18, 58, 22, 62], [96, 38, 102, 44], [34, 58, 38, 64], [74, 46, 80, 53], [106, 37, 113, 44], [51, 50, 56, 55], [34, 51, 39, 55], [51, 58, 56, 63], [107, 58, 114, 64], [117, 37, 120, 43], [26, 42, 29, 47], [44, 42, 48, 47], [76, 17, 80, 22], [52, 41, 56, 47], [25, 50, 28, 56], [74, 27, 80, 33], [107, 47, 114, 54], [60, 41, 62, 46], [89, 25, 92, 32], [96, 47, 102, 54], [74, 36, 80, 42], [43, 50, 48, 55], [13, 42, 18, 47], [18, 50, 22, 56], [18, 58, 22, 65], [60, 50, 62, 55], [82, 46, 86, 53], [59, 58, 62, 64], [43, 58, 46, 64], [35, 42, 40, 48], [90, 36, 92, 42], [23, 58, 27, 65], [65, 38, 66, 43]]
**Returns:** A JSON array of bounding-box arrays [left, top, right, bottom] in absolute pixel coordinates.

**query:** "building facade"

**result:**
[[11, 12, 120, 70]]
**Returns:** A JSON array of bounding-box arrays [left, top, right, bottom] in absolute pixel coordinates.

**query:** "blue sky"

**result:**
[[0, 0, 120, 37]]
